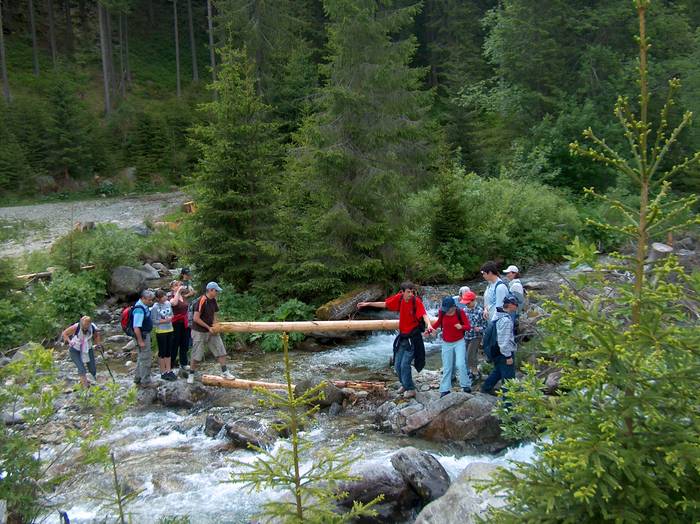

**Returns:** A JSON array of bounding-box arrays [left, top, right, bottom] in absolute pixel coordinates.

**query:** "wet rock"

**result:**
[[156, 381, 210, 408], [150, 262, 171, 276], [544, 369, 562, 394], [130, 223, 152, 237], [204, 414, 225, 437], [2, 411, 25, 425], [137, 387, 158, 405], [328, 402, 343, 417], [414, 462, 506, 524], [676, 236, 696, 251], [106, 334, 131, 344], [296, 338, 326, 352], [375, 392, 509, 453], [337, 463, 422, 523], [315, 286, 384, 320], [94, 308, 112, 323], [295, 377, 344, 408], [10, 342, 37, 362], [225, 417, 278, 450], [390, 447, 450, 503], [141, 263, 161, 280]]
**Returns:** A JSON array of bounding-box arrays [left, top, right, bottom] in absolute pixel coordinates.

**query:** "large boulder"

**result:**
[[204, 414, 225, 437], [414, 462, 507, 524], [315, 287, 384, 320], [225, 417, 278, 450], [156, 381, 210, 408], [109, 266, 149, 298], [294, 377, 344, 408], [337, 463, 422, 523], [390, 447, 450, 503], [376, 392, 510, 453]]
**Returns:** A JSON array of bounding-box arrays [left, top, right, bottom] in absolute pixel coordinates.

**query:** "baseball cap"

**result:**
[[502, 295, 518, 306], [206, 281, 223, 292], [441, 296, 456, 312], [503, 265, 519, 274], [180, 267, 192, 275], [463, 291, 476, 303]]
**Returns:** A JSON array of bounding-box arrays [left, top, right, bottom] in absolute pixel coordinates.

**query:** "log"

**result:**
[[17, 264, 95, 281], [201, 375, 388, 393], [201, 374, 288, 391], [182, 201, 197, 213], [213, 319, 400, 334]]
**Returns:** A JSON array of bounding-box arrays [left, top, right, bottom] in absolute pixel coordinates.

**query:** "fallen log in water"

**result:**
[[213, 319, 399, 333], [201, 374, 387, 393]]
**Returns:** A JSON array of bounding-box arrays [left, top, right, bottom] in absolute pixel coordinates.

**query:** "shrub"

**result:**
[[46, 271, 105, 325]]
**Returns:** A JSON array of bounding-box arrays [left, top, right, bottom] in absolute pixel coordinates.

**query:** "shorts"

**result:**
[[191, 330, 227, 361]]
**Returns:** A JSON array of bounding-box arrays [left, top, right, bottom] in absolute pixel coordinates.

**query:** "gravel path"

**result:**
[[0, 191, 186, 257]]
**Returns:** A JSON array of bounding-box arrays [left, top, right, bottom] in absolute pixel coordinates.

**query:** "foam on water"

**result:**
[[310, 333, 396, 369]]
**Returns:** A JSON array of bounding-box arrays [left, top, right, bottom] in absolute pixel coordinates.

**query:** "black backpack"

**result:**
[[482, 319, 501, 362]]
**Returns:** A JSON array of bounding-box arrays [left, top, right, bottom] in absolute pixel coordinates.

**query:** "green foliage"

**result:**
[[489, 4, 700, 522], [233, 334, 382, 523], [252, 299, 315, 353], [273, 0, 440, 301], [46, 270, 105, 325], [188, 46, 282, 289]]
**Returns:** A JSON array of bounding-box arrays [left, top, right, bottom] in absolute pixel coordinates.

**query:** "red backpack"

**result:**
[[120, 306, 134, 336]]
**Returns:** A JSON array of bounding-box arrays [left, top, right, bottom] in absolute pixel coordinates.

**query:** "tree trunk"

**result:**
[[206, 0, 216, 90], [28, 0, 40, 76], [105, 7, 117, 95], [98, 2, 111, 114], [78, 0, 86, 28], [47, 0, 57, 66], [186, 0, 198, 81], [124, 13, 131, 86], [213, 319, 400, 333], [173, 0, 181, 97], [201, 374, 388, 393], [63, 0, 74, 56], [0, 0, 10, 103], [117, 12, 125, 96]]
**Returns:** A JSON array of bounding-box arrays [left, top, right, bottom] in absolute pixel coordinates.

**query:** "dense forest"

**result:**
[[1, 0, 699, 301]]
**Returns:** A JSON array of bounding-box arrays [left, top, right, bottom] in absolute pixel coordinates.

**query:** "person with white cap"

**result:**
[[188, 281, 235, 383], [503, 264, 526, 312]]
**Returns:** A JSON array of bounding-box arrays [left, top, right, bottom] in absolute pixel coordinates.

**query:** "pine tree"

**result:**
[[188, 46, 282, 288], [44, 81, 96, 179], [274, 0, 438, 300], [0, 122, 32, 191], [488, 2, 700, 522]]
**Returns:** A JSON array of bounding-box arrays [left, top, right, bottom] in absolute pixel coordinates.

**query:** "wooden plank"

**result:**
[[213, 319, 400, 334]]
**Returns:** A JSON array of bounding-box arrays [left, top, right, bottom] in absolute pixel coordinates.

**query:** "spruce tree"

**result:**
[[44, 80, 96, 179], [188, 46, 281, 288], [488, 2, 700, 522], [275, 0, 438, 300], [0, 122, 31, 191]]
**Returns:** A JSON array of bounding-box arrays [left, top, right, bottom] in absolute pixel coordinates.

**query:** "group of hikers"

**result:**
[[358, 261, 525, 398], [62, 268, 234, 388], [63, 260, 524, 397]]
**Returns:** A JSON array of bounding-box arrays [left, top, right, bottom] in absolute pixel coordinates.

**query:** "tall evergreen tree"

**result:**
[[0, 0, 10, 103], [274, 0, 438, 300], [28, 0, 40, 76], [44, 81, 96, 179], [47, 0, 58, 66], [188, 47, 282, 288], [0, 122, 32, 191]]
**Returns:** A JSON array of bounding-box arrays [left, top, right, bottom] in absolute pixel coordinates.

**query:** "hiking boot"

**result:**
[[161, 372, 176, 382], [440, 391, 451, 398], [397, 386, 406, 395], [221, 370, 236, 380], [462, 387, 472, 394], [403, 390, 416, 399], [186, 373, 194, 385]]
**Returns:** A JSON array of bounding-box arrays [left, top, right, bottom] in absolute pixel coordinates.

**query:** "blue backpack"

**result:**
[[482, 319, 501, 362]]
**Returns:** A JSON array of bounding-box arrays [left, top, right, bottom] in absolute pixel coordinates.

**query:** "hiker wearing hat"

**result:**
[[431, 296, 471, 397], [481, 295, 518, 396], [503, 265, 525, 311], [460, 290, 486, 381], [187, 282, 235, 384]]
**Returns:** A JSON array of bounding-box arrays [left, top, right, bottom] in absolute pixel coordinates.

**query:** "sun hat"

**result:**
[[503, 265, 519, 274]]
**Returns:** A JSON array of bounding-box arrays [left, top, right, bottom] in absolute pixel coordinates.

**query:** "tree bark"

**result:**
[[201, 374, 388, 393], [117, 11, 125, 96], [78, 0, 86, 28], [28, 0, 40, 76], [124, 12, 131, 86], [213, 319, 400, 333], [186, 0, 198, 81], [98, 2, 111, 114], [105, 7, 117, 95], [206, 0, 216, 90], [173, 0, 181, 97], [0, 0, 10, 103], [63, 0, 74, 56], [47, 0, 57, 66]]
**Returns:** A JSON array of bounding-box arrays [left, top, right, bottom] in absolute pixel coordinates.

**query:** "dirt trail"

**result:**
[[0, 191, 186, 257]]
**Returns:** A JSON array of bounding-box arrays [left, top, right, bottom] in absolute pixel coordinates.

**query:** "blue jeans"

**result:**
[[394, 339, 415, 391], [69, 347, 96, 378], [440, 339, 470, 393], [481, 354, 515, 394]]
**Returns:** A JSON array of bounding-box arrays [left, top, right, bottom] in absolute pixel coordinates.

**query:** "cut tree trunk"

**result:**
[[47, 0, 57, 66], [201, 374, 387, 393], [213, 320, 400, 334], [0, 0, 10, 102], [186, 0, 198, 81], [98, 2, 111, 114], [29, 0, 40, 76], [173, 0, 181, 97]]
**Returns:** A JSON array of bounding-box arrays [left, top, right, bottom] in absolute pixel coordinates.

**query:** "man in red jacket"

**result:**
[[358, 281, 434, 398]]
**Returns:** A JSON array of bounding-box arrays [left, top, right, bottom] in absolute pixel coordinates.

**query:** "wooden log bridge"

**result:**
[[201, 374, 387, 394], [213, 319, 399, 333]]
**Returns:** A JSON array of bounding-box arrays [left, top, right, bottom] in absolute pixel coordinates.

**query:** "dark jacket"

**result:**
[[392, 326, 426, 372]]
